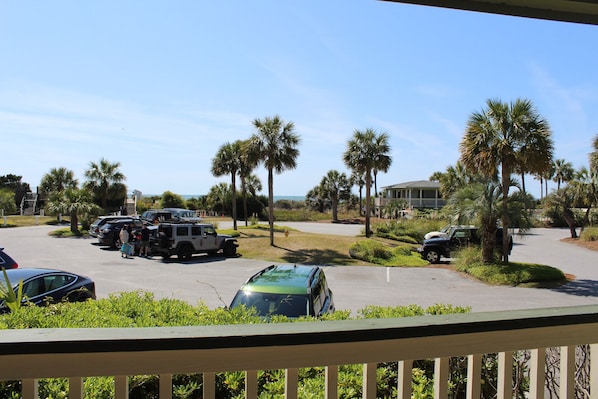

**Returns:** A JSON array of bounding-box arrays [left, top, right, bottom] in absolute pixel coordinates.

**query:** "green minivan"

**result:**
[[229, 264, 335, 318]]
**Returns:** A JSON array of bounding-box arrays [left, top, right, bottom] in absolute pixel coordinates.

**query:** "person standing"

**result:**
[[119, 224, 130, 258], [139, 224, 151, 257]]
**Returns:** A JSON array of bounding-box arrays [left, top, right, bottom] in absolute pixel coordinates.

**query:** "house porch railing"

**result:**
[[1, 305, 598, 398]]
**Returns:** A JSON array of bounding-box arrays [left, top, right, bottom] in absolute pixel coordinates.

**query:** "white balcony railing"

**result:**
[[1, 304, 598, 398]]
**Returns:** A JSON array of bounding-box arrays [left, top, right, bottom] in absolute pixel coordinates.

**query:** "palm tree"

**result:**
[[318, 170, 351, 222], [343, 129, 392, 237], [569, 166, 598, 230], [84, 158, 126, 211], [306, 185, 327, 213], [543, 187, 578, 238], [349, 172, 365, 216], [372, 134, 392, 198], [207, 183, 230, 215], [433, 161, 471, 199], [552, 159, 575, 190], [589, 134, 598, 174], [460, 98, 553, 262], [238, 140, 256, 227], [211, 141, 243, 230], [40, 167, 79, 222], [47, 188, 101, 233], [447, 178, 533, 263], [248, 115, 301, 246], [40, 167, 78, 196]]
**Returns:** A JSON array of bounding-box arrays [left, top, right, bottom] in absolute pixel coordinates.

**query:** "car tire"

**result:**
[[223, 242, 236, 257], [178, 244, 193, 260], [424, 249, 440, 264], [113, 238, 122, 249]]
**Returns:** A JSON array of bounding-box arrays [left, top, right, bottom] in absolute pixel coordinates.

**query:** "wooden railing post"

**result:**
[[21, 379, 38, 399], [69, 377, 84, 399], [529, 349, 546, 399], [560, 346, 575, 399], [363, 363, 377, 399], [434, 357, 449, 399], [497, 351, 513, 399], [325, 366, 338, 399], [285, 368, 299, 399], [466, 354, 481, 399], [245, 370, 258, 399], [397, 360, 413, 399], [115, 375, 129, 399], [203, 372, 216, 399], [159, 374, 172, 399]]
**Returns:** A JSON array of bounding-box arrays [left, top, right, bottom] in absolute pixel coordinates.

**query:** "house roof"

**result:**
[[382, 180, 440, 190], [381, 0, 598, 26]]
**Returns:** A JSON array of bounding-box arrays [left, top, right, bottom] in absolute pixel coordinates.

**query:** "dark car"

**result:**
[[97, 218, 144, 248], [0, 248, 18, 269], [0, 268, 95, 312], [417, 226, 513, 263], [89, 215, 132, 238], [141, 209, 174, 224], [229, 264, 335, 318]]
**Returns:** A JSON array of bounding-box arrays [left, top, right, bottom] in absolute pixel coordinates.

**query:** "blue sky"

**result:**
[[1, 1, 597, 199]]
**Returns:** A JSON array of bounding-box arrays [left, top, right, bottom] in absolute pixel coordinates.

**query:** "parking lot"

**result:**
[[1, 223, 598, 315]]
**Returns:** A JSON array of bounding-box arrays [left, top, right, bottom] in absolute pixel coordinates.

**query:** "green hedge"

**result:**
[[0, 291, 475, 399], [348, 240, 428, 267]]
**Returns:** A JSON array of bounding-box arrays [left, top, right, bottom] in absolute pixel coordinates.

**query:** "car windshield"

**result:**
[[231, 291, 310, 317]]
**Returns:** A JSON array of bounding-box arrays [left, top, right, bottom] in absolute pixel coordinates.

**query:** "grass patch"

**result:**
[[236, 226, 375, 266], [454, 247, 566, 286], [0, 215, 57, 228], [372, 219, 449, 244], [48, 228, 87, 238], [348, 240, 428, 267], [580, 227, 598, 242]]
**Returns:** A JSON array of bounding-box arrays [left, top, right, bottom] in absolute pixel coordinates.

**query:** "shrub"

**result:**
[[0, 293, 472, 399], [454, 250, 566, 286], [372, 219, 449, 244], [581, 227, 598, 242], [348, 240, 428, 267]]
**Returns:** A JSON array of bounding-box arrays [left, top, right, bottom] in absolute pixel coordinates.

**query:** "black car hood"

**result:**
[[422, 237, 450, 245]]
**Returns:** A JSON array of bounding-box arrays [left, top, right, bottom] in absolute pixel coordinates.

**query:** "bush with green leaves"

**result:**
[[581, 227, 598, 242], [454, 247, 566, 286], [0, 291, 486, 399], [348, 240, 428, 267], [372, 219, 449, 244]]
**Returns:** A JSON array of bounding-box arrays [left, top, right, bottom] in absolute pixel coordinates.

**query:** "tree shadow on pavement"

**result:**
[[550, 279, 598, 297]]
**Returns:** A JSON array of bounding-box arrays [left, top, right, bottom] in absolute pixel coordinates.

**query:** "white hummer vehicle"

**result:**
[[153, 222, 238, 260]]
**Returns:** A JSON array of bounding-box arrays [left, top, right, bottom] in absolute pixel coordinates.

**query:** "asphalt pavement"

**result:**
[[0, 223, 597, 315]]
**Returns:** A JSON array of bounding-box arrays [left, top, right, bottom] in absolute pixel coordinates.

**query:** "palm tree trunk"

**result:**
[[231, 174, 237, 230], [564, 208, 578, 238], [520, 172, 526, 194], [482, 218, 496, 264], [359, 187, 363, 216], [70, 210, 78, 233], [365, 171, 372, 237], [331, 198, 338, 222], [268, 168, 275, 246], [501, 162, 510, 263], [243, 191, 248, 227]]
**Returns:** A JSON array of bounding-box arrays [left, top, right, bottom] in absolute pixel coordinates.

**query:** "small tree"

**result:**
[[318, 170, 352, 222], [47, 188, 101, 233], [0, 189, 17, 215], [160, 191, 186, 209], [248, 115, 301, 246]]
